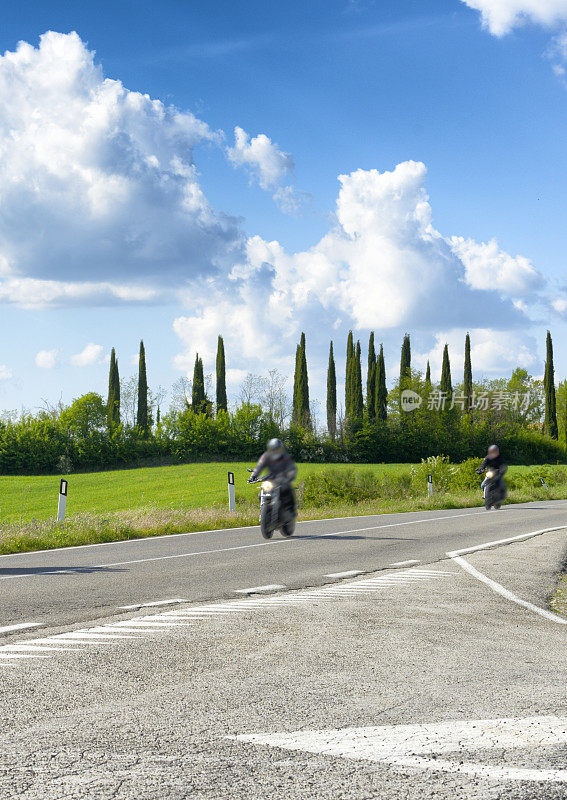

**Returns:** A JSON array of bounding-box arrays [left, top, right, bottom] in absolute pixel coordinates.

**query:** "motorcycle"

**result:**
[[247, 469, 297, 540], [478, 466, 508, 511]]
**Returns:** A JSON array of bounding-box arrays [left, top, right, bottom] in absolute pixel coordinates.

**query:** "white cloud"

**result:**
[[416, 329, 537, 378], [35, 349, 59, 369], [70, 343, 106, 367], [0, 365, 12, 380], [0, 31, 243, 306], [461, 0, 567, 35], [450, 236, 544, 296], [174, 161, 536, 385], [227, 126, 294, 190]]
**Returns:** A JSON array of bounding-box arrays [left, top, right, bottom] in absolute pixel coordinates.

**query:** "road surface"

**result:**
[[1, 499, 566, 799]]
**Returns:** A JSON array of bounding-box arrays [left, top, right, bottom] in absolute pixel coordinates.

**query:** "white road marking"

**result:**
[[0, 509, 491, 582], [388, 560, 420, 567], [231, 716, 567, 782], [235, 584, 286, 594], [324, 570, 363, 579], [447, 524, 567, 625], [450, 554, 567, 625], [0, 622, 42, 634], [0, 644, 74, 652], [118, 598, 188, 610]]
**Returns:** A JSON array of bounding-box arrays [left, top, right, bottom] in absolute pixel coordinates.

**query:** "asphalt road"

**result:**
[[1, 500, 567, 800], [2, 499, 567, 629]]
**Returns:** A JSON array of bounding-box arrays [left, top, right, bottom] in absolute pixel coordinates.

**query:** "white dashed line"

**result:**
[[388, 560, 420, 567], [235, 584, 287, 594], [118, 598, 188, 610], [0, 622, 42, 634], [324, 570, 363, 579]]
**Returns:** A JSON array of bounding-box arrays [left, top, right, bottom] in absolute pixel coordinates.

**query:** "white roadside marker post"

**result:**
[[540, 477, 549, 490], [427, 474, 433, 496], [57, 479, 68, 522], [228, 471, 236, 512]]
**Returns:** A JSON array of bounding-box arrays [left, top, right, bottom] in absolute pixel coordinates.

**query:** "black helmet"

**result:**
[[267, 438, 284, 460]]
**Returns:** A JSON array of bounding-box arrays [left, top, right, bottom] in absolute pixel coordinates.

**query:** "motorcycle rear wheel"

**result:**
[[280, 520, 295, 537], [260, 504, 274, 539]]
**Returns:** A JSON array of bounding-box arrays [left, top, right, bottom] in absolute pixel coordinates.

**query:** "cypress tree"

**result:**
[[300, 332, 311, 428], [367, 331, 376, 420], [354, 340, 363, 421], [544, 330, 558, 439], [440, 344, 453, 405], [425, 361, 431, 387], [156, 406, 161, 426], [192, 354, 207, 414], [345, 331, 354, 420], [463, 332, 473, 413], [107, 347, 120, 431], [136, 340, 149, 435], [375, 344, 387, 422], [293, 343, 301, 423], [216, 335, 227, 414], [399, 334, 411, 393], [327, 341, 337, 439], [293, 333, 310, 428]]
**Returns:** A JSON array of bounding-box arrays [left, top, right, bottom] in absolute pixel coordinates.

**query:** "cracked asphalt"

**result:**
[[0, 501, 566, 799]]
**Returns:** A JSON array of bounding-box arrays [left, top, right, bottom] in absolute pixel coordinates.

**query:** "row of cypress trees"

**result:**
[[111, 329, 560, 442], [106, 341, 150, 436]]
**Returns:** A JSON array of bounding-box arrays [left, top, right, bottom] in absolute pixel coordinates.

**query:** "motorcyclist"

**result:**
[[248, 438, 297, 513], [476, 444, 508, 495]]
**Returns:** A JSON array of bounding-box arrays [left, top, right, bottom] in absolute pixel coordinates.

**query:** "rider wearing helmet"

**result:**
[[249, 438, 298, 512], [476, 444, 508, 494]]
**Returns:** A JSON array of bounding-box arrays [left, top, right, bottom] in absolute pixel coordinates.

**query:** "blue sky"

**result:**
[[1, 0, 567, 420]]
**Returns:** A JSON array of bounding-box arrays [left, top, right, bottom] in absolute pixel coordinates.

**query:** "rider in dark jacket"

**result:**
[[477, 444, 507, 494], [249, 438, 297, 512]]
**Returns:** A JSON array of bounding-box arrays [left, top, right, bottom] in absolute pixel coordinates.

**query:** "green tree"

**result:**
[[107, 347, 120, 431], [345, 330, 354, 420], [60, 393, 107, 439], [354, 340, 363, 421], [216, 335, 227, 414], [557, 379, 567, 445], [136, 340, 149, 436], [366, 331, 376, 420], [463, 332, 473, 414], [544, 330, 558, 439], [192, 354, 209, 415], [425, 361, 431, 387], [440, 344, 453, 406], [293, 332, 310, 428], [375, 343, 388, 422], [399, 333, 411, 398], [327, 341, 337, 439]]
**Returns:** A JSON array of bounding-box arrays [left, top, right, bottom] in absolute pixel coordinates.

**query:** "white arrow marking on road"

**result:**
[[231, 716, 567, 782]]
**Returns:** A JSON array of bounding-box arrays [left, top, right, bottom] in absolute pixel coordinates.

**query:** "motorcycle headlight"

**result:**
[[486, 470, 495, 479], [262, 480, 274, 492]]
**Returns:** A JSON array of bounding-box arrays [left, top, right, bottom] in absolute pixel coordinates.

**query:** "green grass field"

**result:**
[[0, 462, 414, 524]]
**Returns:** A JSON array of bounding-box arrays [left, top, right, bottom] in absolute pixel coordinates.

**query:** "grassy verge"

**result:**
[[1, 484, 566, 556], [0, 461, 413, 524]]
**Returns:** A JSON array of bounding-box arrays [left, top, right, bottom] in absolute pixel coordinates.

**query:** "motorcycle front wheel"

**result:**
[[260, 504, 274, 539]]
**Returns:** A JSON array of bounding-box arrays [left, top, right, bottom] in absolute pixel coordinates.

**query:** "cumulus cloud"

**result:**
[[450, 236, 544, 296], [416, 329, 537, 378], [70, 343, 106, 367], [0, 365, 12, 380], [174, 161, 535, 383], [35, 349, 59, 369], [461, 0, 567, 36], [227, 126, 301, 213], [227, 126, 294, 189], [0, 31, 243, 306]]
